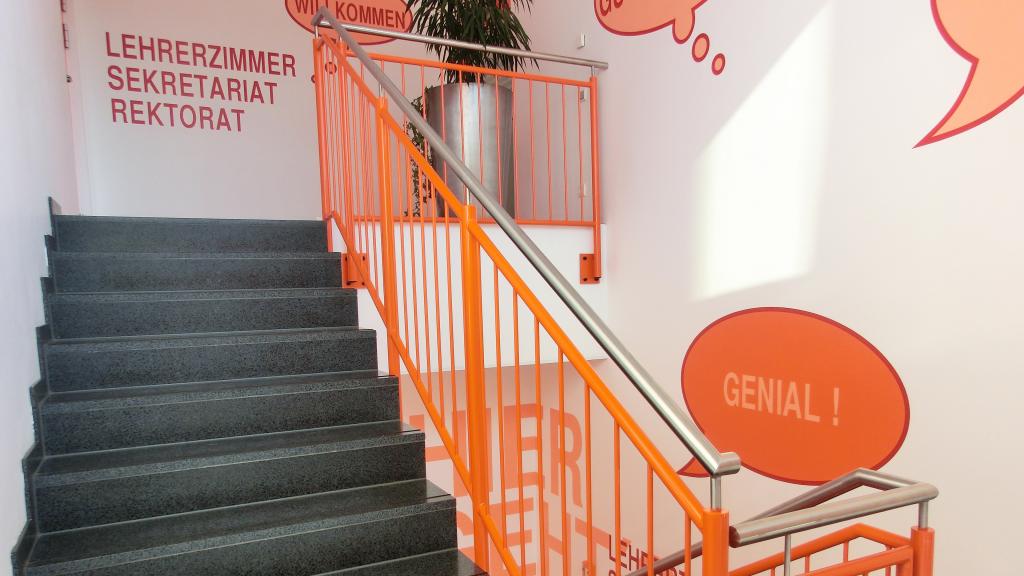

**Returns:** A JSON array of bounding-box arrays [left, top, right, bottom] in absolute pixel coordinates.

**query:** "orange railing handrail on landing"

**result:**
[[310, 8, 936, 576], [337, 39, 606, 283], [730, 524, 914, 576]]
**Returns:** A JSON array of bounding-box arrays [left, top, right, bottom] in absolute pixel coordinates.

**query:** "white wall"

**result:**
[[66, 0, 322, 219], [65, 0, 432, 220], [0, 0, 78, 563], [523, 1, 1021, 574]]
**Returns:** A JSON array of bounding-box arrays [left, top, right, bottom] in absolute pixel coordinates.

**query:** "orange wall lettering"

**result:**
[[285, 0, 410, 45]]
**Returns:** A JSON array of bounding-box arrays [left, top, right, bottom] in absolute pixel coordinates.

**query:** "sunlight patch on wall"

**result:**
[[692, 3, 834, 300]]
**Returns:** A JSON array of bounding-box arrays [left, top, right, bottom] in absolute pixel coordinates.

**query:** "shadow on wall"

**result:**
[[691, 3, 834, 300], [672, 1, 1024, 573]]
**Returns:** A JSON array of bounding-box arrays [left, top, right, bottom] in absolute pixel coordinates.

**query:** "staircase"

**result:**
[[15, 215, 485, 576]]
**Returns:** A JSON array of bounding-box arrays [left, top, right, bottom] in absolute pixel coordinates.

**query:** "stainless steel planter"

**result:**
[[426, 82, 516, 217]]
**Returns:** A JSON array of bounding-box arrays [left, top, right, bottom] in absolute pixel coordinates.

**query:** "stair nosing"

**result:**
[[44, 326, 374, 348], [42, 370, 386, 396], [34, 422, 422, 486], [322, 549, 487, 576], [51, 251, 339, 260], [49, 287, 355, 303], [26, 480, 452, 574], [54, 215, 325, 227], [42, 372, 393, 412], [42, 384, 395, 415]]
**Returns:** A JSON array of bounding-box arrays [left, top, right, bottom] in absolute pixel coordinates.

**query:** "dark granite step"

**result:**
[[50, 251, 342, 293], [40, 371, 397, 453], [44, 327, 378, 392], [49, 288, 358, 338], [26, 480, 455, 576], [54, 215, 327, 254], [34, 422, 426, 532], [325, 550, 488, 575], [15, 212, 467, 576]]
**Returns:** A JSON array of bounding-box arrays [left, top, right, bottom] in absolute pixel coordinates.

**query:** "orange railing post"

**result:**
[[585, 72, 603, 283], [312, 39, 333, 252], [911, 527, 934, 576], [338, 63, 357, 236], [375, 97, 402, 378], [460, 205, 490, 569], [702, 508, 730, 576]]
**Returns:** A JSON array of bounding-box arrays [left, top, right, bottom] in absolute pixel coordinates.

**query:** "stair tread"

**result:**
[[325, 550, 487, 575], [45, 326, 374, 349], [35, 421, 419, 485], [27, 479, 451, 570], [42, 371, 391, 412], [55, 215, 325, 226], [49, 287, 355, 302], [51, 251, 339, 259], [21, 214, 460, 575]]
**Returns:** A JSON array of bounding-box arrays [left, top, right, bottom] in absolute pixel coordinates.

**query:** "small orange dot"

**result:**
[[712, 54, 726, 75], [692, 34, 710, 62]]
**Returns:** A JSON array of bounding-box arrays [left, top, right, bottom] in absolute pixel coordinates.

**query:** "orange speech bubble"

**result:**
[[679, 308, 909, 485], [919, 0, 1024, 146], [595, 0, 707, 44], [286, 0, 411, 46]]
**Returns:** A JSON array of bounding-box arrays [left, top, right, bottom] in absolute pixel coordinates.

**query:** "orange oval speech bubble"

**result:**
[[595, 0, 707, 44], [918, 0, 1024, 146], [679, 308, 909, 485], [286, 0, 411, 46]]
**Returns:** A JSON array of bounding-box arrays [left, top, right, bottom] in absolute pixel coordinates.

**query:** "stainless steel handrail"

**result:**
[[732, 485, 937, 546], [625, 469, 938, 576], [731, 469, 938, 546], [313, 17, 609, 70], [740, 469, 920, 525], [312, 6, 741, 481]]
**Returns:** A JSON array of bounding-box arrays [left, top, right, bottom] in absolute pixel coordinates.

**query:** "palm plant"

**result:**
[[403, 0, 534, 216], [405, 0, 536, 83]]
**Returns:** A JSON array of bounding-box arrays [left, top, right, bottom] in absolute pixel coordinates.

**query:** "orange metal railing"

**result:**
[[313, 32, 725, 576], [312, 15, 936, 576], [343, 49, 604, 283], [730, 524, 932, 576]]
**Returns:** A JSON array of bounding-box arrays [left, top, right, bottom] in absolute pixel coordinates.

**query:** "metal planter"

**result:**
[[425, 82, 516, 217]]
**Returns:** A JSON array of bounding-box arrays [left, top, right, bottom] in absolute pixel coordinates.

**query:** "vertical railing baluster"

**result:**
[[613, 423, 621, 576], [587, 73, 603, 280], [783, 535, 792, 576], [561, 84, 568, 222], [646, 465, 654, 576], [534, 318, 548, 576], [461, 205, 490, 569], [494, 266, 508, 542], [375, 97, 401, 379], [513, 294, 526, 571], [312, 40, 331, 238], [341, 69, 355, 234], [684, 516, 692, 576], [558, 354, 569, 576], [703, 498, 731, 576], [912, 503, 934, 576], [585, 387, 594, 575]]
